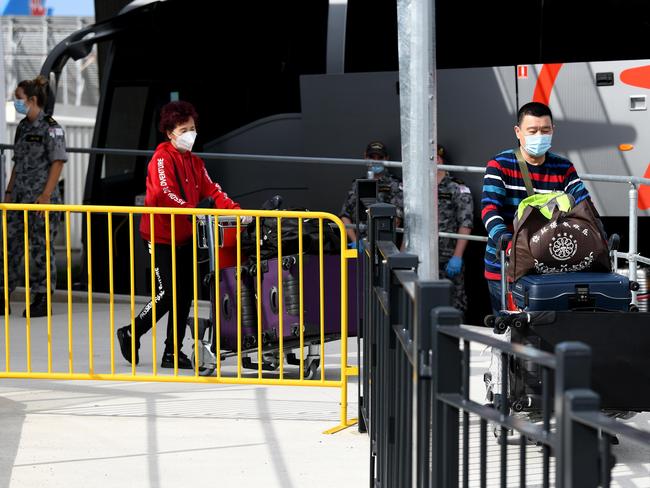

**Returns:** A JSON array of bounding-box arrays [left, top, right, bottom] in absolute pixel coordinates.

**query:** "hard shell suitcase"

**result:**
[[256, 254, 360, 345], [509, 310, 650, 411], [218, 265, 259, 351], [511, 271, 631, 312]]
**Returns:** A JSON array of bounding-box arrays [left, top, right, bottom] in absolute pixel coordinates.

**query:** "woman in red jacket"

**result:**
[[117, 101, 241, 369]]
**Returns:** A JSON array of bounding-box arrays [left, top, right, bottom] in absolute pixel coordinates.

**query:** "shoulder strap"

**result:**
[[514, 148, 535, 197]]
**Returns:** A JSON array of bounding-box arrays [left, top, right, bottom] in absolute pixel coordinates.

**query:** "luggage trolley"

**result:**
[[483, 234, 650, 418], [188, 214, 359, 378]]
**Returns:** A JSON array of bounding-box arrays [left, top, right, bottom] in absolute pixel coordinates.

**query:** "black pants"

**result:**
[[133, 241, 194, 352]]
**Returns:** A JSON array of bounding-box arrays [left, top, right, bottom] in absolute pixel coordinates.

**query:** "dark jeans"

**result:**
[[133, 241, 194, 352], [487, 279, 503, 315]]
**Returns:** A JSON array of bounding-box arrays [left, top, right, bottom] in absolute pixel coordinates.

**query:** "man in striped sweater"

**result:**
[[481, 101, 592, 414], [482, 101, 591, 313]]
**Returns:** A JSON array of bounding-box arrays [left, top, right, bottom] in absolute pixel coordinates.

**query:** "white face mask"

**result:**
[[173, 130, 197, 152]]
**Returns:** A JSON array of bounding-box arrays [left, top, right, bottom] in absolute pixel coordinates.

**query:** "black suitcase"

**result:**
[[509, 310, 650, 412]]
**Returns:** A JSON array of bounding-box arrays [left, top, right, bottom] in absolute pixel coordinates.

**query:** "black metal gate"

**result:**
[[360, 203, 650, 488]]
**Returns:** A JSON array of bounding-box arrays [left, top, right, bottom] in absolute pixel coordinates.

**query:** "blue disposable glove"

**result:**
[[445, 256, 463, 277], [348, 241, 358, 250]]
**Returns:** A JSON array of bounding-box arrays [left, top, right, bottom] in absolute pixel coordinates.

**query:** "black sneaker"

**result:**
[[117, 326, 140, 365], [23, 293, 48, 318], [161, 350, 193, 369], [0, 292, 10, 315]]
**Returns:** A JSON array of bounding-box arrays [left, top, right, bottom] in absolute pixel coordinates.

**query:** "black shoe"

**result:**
[[0, 292, 10, 315], [161, 350, 193, 369], [23, 293, 48, 318], [117, 326, 140, 365]]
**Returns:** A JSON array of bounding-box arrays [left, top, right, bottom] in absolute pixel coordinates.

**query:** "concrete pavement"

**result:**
[[0, 298, 649, 487], [0, 299, 367, 488]]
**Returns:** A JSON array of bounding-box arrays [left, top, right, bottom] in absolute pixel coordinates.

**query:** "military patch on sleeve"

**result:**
[[459, 185, 472, 194], [48, 128, 64, 138]]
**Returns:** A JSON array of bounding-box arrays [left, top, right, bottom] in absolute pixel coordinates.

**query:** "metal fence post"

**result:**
[[366, 203, 397, 486], [356, 180, 377, 435], [554, 341, 592, 488], [431, 304, 463, 488], [563, 389, 602, 488], [628, 184, 638, 305], [415, 281, 453, 487], [386, 253, 418, 487]]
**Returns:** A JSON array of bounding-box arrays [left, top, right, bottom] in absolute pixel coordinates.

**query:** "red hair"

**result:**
[[158, 101, 199, 134]]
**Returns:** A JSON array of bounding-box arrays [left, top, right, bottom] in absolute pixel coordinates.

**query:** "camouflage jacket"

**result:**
[[340, 171, 404, 225], [12, 110, 67, 201], [438, 174, 474, 260]]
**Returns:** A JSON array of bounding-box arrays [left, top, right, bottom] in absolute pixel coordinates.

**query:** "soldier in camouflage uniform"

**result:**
[[340, 141, 403, 245], [1, 76, 67, 317], [437, 146, 474, 313]]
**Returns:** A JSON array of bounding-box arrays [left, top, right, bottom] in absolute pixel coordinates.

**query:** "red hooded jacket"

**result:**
[[139, 142, 239, 245]]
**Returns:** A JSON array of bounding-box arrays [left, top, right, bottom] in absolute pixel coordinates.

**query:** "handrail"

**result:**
[[438, 163, 650, 186], [0, 143, 402, 168], [1, 143, 648, 185], [439, 231, 488, 243], [438, 324, 558, 368], [571, 410, 650, 448], [0, 202, 343, 222]]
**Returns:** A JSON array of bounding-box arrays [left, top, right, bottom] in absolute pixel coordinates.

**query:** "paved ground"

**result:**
[[0, 299, 367, 488], [0, 299, 648, 487]]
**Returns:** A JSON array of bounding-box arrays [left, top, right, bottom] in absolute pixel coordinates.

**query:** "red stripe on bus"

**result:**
[[533, 64, 564, 105]]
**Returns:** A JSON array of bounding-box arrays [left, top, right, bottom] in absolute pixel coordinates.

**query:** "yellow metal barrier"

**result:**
[[0, 203, 358, 433]]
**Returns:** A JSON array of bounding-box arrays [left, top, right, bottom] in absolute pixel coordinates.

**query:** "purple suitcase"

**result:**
[[303, 254, 360, 338], [217, 265, 259, 352], [257, 254, 360, 344]]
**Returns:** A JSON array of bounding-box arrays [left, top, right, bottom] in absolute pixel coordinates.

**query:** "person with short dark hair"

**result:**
[[482, 101, 591, 311], [481, 101, 591, 401], [0, 75, 67, 317], [340, 141, 403, 245], [117, 100, 242, 370]]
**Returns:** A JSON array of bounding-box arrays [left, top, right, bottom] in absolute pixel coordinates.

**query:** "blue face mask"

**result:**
[[524, 134, 552, 157], [14, 99, 28, 115], [369, 163, 385, 175]]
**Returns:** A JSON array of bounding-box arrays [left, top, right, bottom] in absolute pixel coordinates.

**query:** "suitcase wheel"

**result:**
[[191, 342, 216, 376], [494, 316, 509, 334], [484, 315, 496, 328], [304, 358, 320, 380]]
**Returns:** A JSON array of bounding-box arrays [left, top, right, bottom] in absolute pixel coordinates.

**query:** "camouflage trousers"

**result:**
[[1, 208, 59, 294], [439, 257, 467, 313]]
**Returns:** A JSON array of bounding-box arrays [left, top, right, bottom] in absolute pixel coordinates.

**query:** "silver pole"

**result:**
[[397, 0, 437, 281], [397, 0, 436, 485], [439, 231, 488, 243], [629, 184, 638, 305]]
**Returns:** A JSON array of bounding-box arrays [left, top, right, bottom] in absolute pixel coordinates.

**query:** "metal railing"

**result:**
[[0, 202, 358, 433], [0, 144, 647, 255], [361, 202, 650, 487], [436, 163, 650, 306]]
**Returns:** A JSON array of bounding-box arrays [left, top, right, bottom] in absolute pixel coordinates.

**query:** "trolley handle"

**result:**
[[497, 234, 512, 311]]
